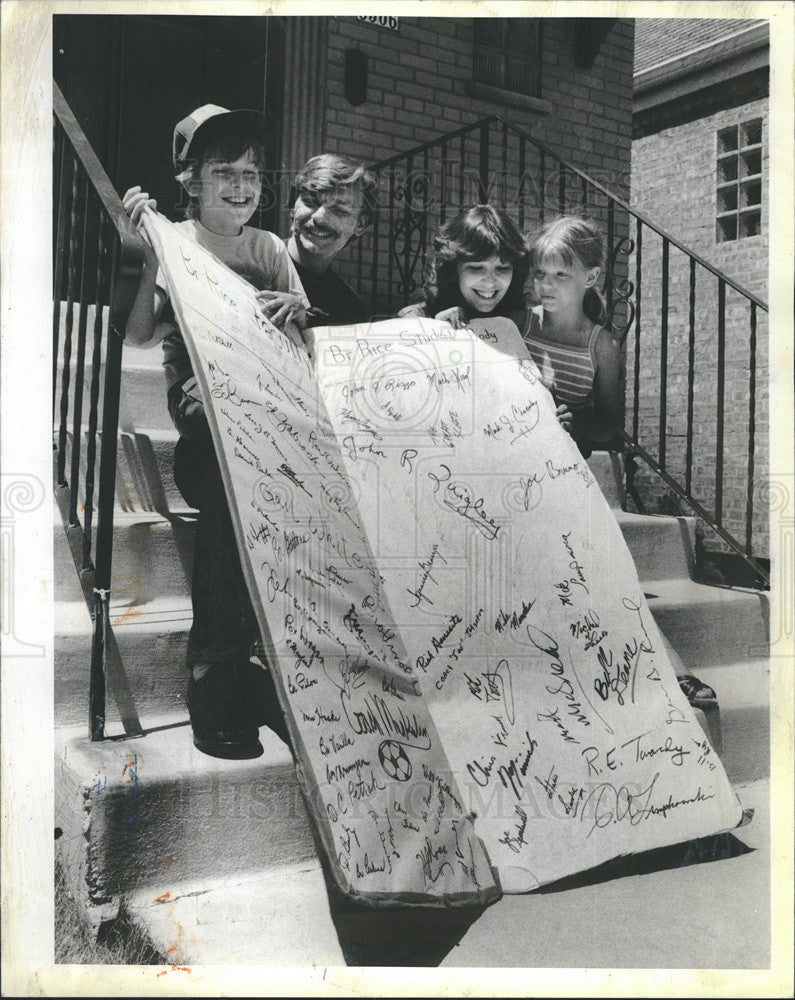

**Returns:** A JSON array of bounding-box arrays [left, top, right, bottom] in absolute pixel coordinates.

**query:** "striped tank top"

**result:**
[[522, 308, 600, 411]]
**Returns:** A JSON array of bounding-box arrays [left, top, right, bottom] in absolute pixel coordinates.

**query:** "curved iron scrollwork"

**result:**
[[391, 171, 430, 300], [606, 235, 636, 342]]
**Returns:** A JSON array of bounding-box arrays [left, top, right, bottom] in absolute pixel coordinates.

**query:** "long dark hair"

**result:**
[[421, 205, 530, 317], [529, 216, 608, 325]]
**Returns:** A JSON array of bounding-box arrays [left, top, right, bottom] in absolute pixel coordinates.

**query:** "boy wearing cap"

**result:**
[[123, 105, 308, 760]]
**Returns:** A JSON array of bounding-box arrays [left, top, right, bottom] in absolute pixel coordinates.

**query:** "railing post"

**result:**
[[658, 237, 669, 471], [632, 219, 642, 444], [440, 139, 448, 225], [69, 178, 92, 528], [685, 258, 696, 495], [539, 150, 546, 224], [605, 200, 615, 320], [715, 279, 726, 523], [746, 302, 757, 555], [478, 121, 490, 203], [370, 186, 380, 316]]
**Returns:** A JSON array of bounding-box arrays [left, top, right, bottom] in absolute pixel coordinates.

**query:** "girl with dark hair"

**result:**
[[408, 204, 530, 321], [400, 205, 572, 430]]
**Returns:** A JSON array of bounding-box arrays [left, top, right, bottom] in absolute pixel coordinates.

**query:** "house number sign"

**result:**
[[357, 15, 399, 31]]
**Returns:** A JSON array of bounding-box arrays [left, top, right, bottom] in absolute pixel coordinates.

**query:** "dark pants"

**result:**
[[168, 378, 290, 742], [169, 378, 259, 675]]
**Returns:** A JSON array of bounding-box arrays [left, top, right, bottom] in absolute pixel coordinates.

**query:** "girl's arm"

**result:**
[[590, 328, 624, 438]]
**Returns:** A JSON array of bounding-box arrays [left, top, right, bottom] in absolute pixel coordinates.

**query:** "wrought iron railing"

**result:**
[[53, 82, 146, 740], [357, 116, 769, 585]]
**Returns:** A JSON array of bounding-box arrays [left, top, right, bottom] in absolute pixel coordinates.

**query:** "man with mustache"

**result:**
[[285, 154, 378, 329]]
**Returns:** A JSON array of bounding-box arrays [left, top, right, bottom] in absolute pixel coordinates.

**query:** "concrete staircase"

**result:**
[[54, 323, 770, 965]]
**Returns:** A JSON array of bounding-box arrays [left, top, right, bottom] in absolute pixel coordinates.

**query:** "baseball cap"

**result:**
[[173, 104, 267, 171]]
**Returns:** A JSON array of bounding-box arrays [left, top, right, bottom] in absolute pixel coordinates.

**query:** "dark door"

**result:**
[[54, 14, 283, 231]]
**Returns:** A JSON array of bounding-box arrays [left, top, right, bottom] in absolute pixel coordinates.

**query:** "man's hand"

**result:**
[[555, 403, 573, 434], [256, 290, 307, 331], [434, 305, 466, 329]]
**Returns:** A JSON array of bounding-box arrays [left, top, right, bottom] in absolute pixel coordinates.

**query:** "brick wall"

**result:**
[[630, 98, 769, 558], [317, 16, 634, 310]]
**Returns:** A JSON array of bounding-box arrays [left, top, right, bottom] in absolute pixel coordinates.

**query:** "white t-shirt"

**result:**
[[157, 219, 309, 390]]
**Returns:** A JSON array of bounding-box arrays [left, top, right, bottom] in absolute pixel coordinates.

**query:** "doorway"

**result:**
[[54, 14, 284, 232]]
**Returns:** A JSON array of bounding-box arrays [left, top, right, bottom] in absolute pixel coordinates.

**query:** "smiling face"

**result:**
[[291, 185, 365, 268], [456, 256, 514, 315], [190, 151, 262, 235], [533, 253, 599, 318]]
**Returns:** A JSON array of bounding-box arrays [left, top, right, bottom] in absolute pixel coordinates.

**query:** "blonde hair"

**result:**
[[530, 216, 607, 325]]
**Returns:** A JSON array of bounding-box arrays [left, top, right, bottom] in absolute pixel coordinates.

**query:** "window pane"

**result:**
[[717, 215, 737, 242], [479, 19, 505, 49], [473, 45, 505, 87], [718, 155, 739, 183], [741, 118, 762, 147], [717, 185, 738, 213], [717, 125, 738, 154], [739, 209, 761, 238], [741, 179, 762, 208], [505, 18, 539, 56], [473, 18, 540, 95], [741, 148, 762, 178]]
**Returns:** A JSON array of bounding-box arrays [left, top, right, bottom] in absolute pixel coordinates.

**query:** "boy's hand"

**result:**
[[255, 290, 307, 331], [555, 403, 573, 434], [123, 187, 158, 267], [434, 305, 466, 328], [123, 186, 158, 225]]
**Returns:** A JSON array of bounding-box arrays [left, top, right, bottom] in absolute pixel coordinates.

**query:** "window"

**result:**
[[473, 19, 542, 98], [716, 119, 763, 242]]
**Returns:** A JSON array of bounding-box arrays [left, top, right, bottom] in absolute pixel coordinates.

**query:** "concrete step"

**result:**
[[693, 659, 770, 786], [65, 438, 634, 521], [54, 514, 764, 730], [122, 863, 345, 966], [55, 303, 172, 431], [55, 501, 695, 629], [55, 719, 769, 966], [55, 615, 770, 787], [54, 508, 196, 607], [57, 428, 188, 515], [645, 578, 769, 669], [55, 721, 309, 932], [586, 449, 625, 508], [613, 510, 695, 581], [56, 360, 174, 434], [55, 595, 191, 730]]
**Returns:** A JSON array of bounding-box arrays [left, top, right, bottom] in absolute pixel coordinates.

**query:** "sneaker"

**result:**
[[677, 673, 717, 709]]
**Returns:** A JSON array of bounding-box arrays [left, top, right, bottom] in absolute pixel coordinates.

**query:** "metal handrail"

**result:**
[[53, 81, 145, 739], [365, 116, 769, 582], [372, 115, 769, 311]]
